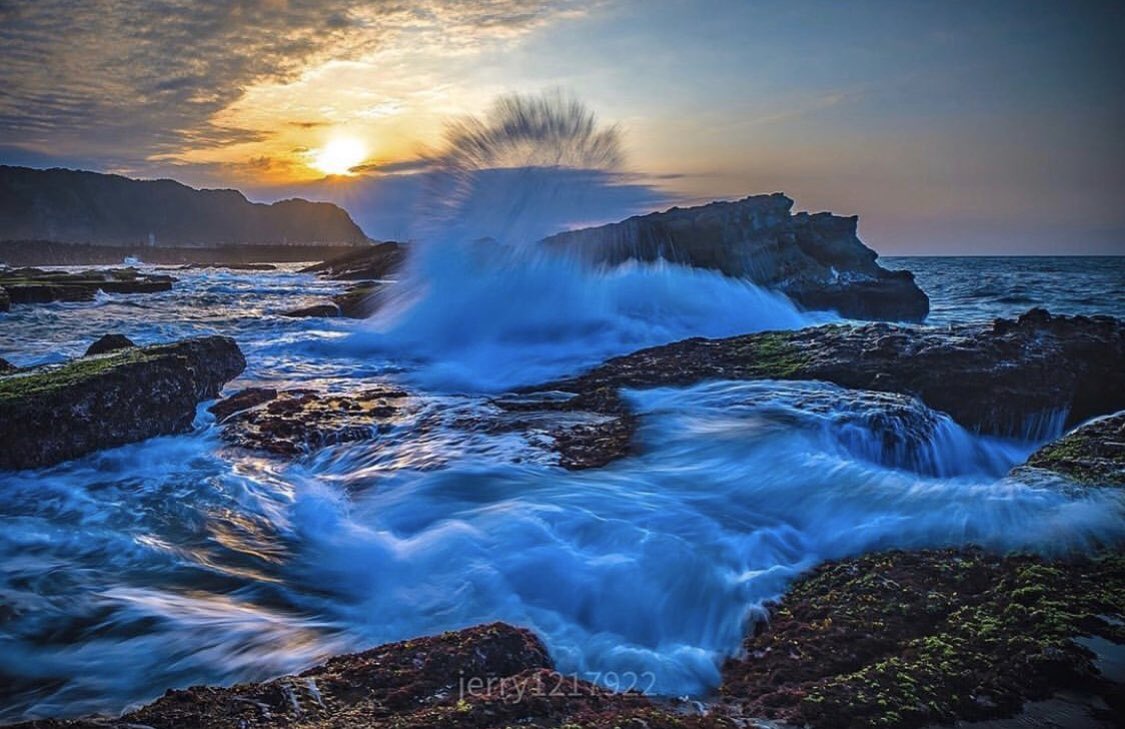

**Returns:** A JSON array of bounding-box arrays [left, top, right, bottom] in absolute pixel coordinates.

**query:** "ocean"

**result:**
[[0, 254, 1122, 721]]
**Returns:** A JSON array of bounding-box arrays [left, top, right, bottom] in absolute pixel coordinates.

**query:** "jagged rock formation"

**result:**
[[0, 165, 369, 247], [544, 193, 929, 321], [299, 242, 407, 280], [539, 309, 1123, 441], [0, 336, 245, 470]]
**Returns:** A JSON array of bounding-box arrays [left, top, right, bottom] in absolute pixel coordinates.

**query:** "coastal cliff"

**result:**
[[0, 166, 369, 247]]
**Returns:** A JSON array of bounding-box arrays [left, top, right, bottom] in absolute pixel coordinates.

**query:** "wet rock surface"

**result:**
[[543, 193, 929, 322], [10, 623, 733, 729], [1021, 411, 1125, 486], [220, 387, 411, 455], [0, 266, 174, 305], [718, 548, 1124, 729], [0, 336, 245, 470], [282, 282, 384, 319], [533, 309, 1123, 467]]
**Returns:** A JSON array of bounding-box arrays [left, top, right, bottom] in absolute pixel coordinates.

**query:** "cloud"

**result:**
[[0, 1, 582, 170]]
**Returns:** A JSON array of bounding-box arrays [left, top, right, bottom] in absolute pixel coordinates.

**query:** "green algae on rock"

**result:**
[[0, 336, 245, 470], [1022, 412, 1125, 486], [719, 548, 1124, 729]]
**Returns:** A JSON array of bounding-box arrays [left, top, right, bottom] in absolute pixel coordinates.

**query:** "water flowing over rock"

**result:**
[[1018, 411, 1125, 486], [540, 309, 1123, 445], [0, 336, 245, 470], [220, 387, 410, 455], [543, 193, 929, 321], [7, 623, 731, 729]]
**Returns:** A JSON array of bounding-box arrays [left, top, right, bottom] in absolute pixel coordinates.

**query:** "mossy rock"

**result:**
[[1022, 412, 1125, 486], [720, 548, 1124, 729]]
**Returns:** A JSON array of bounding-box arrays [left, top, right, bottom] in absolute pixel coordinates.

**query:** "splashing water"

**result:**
[[2, 94, 1123, 721]]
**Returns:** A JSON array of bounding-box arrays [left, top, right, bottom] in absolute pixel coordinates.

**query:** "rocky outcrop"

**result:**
[[1020, 411, 1125, 486], [84, 333, 135, 356], [718, 548, 1124, 728], [0, 165, 369, 247], [0, 336, 245, 470], [0, 357, 15, 373], [543, 193, 929, 321], [282, 282, 385, 319], [540, 309, 1123, 442], [300, 242, 407, 280], [0, 267, 174, 305], [10, 623, 727, 729]]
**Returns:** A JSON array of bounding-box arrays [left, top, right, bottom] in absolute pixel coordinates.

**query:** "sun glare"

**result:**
[[312, 136, 367, 176]]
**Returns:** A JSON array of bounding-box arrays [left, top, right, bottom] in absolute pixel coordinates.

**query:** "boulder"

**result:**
[[84, 333, 135, 356], [0, 336, 245, 470], [0, 267, 174, 305], [300, 242, 407, 280], [543, 309, 1123, 441], [543, 193, 929, 321]]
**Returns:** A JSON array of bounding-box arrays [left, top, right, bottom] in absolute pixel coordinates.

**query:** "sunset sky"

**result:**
[[1, 0, 1122, 254]]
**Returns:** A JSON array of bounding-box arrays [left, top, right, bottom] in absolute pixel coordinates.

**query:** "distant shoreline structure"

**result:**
[[0, 239, 371, 267]]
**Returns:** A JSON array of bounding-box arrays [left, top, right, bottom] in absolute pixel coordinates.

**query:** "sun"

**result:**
[[312, 136, 368, 176]]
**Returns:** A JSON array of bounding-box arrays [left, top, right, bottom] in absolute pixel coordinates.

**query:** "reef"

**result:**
[[532, 309, 1123, 467], [0, 266, 174, 306], [0, 336, 245, 470], [218, 387, 411, 455]]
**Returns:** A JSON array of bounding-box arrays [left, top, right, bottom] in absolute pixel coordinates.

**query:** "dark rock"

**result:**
[[543, 193, 929, 322], [0, 357, 15, 373], [282, 282, 384, 319], [541, 309, 1123, 442], [0, 336, 245, 470], [7, 623, 727, 729], [719, 548, 1125, 728], [300, 241, 407, 280], [84, 333, 135, 356], [221, 387, 410, 455], [0, 267, 174, 305], [1019, 411, 1125, 486], [282, 302, 342, 318], [333, 281, 383, 318], [0, 165, 368, 246], [207, 387, 279, 422], [0, 284, 8, 312]]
